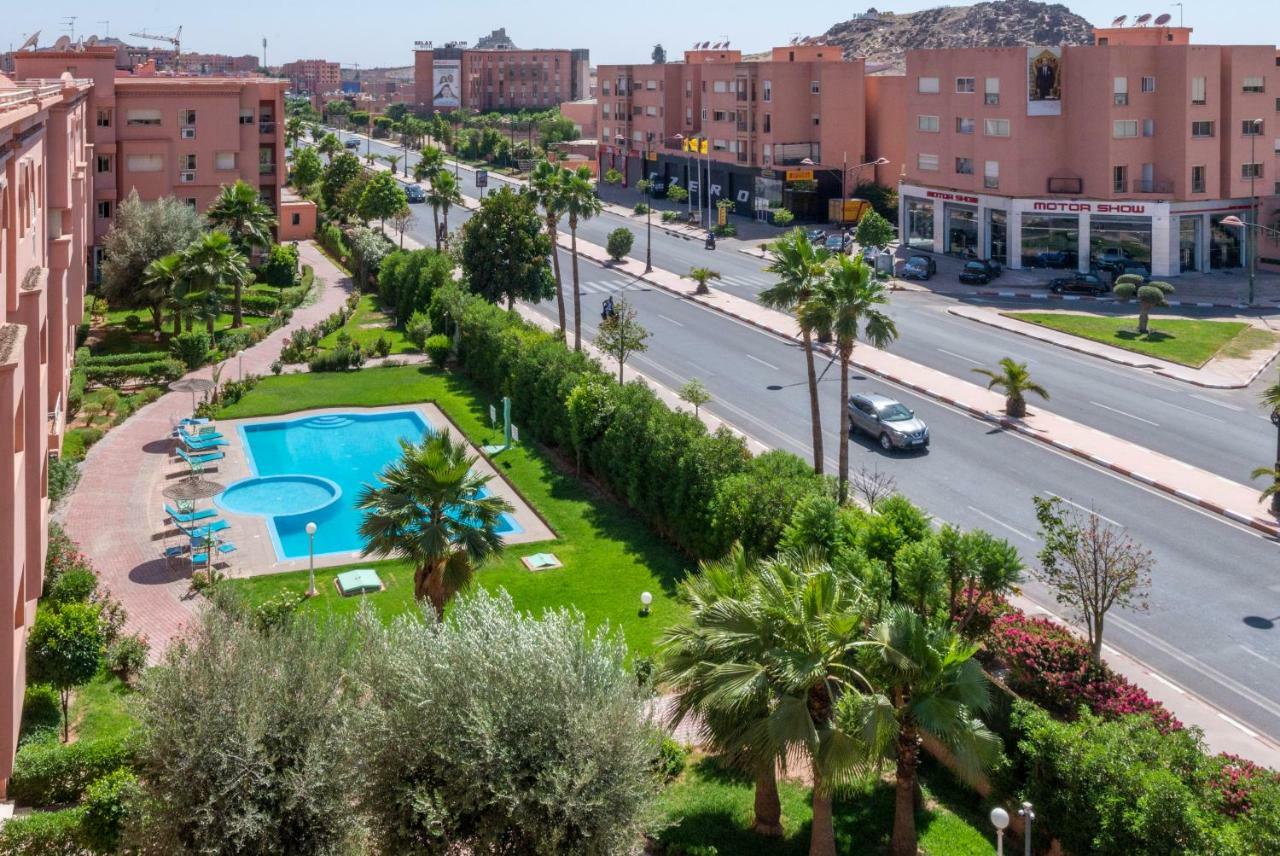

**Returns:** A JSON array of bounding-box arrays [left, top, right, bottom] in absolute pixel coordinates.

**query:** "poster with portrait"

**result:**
[[432, 59, 461, 109], [1027, 46, 1062, 116]]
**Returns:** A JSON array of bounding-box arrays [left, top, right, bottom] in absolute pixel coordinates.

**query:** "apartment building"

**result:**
[[0, 71, 93, 797], [13, 46, 286, 274], [413, 41, 590, 113], [595, 44, 899, 219], [899, 25, 1280, 275], [182, 53, 261, 76], [282, 59, 342, 96]]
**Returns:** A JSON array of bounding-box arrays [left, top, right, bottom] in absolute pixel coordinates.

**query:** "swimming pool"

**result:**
[[218, 410, 521, 560]]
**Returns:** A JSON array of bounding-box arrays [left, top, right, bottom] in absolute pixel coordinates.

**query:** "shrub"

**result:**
[[655, 736, 688, 781], [661, 210, 681, 223], [10, 737, 132, 807], [81, 768, 141, 854], [424, 333, 451, 368], [80, 351, 169, 367], [633, 201, 650, 215], [19, 684, 62, 747], [308, 343, 363, 372], [254, 590, 307, 632], [606, 227, 635, 261], [270, 359, 283, 375], [67, 368, 86, 417], [712, 223, 736, 237], [708, 450, 827, 559], [169, 331, 211, 371], [770, 207, 795, 226], [48, 456, 81, 503], [0, 806, 86, 856], [43, 567, 98, 608], [240, 293, 281, 315], [405, 311, 432, 349], [105, 633, 150, 685], [45, 523, 92, 589], [373, 334, 392, 358], [260, 242, 300, 287]]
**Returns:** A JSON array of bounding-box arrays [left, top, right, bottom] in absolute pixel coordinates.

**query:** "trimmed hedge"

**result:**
[[241, 293, 281, 315], [0, 805, 86, 856], [81, 359, 184, 386], [9, 737, 133, 808], [79, 351, 169, 367]]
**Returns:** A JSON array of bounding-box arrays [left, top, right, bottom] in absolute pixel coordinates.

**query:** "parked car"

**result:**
[[1111, 260, 1151, 281], [343, 138, 361, 149], [1048, 272, 1108, 295], [860, 244, 881, 266], [806, 228, 827, 244], [1093, 247, 1134, 273], [900, 255, 936, 280], [404, 184, 426, 203], [825, 234, 851, 254], [848, 393, 930, 451], [1032, 250, 1077, 269], [959, 260, 996, 284]]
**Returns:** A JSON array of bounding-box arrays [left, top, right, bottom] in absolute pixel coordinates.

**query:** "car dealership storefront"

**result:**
[[898, 182, 1257, 277]]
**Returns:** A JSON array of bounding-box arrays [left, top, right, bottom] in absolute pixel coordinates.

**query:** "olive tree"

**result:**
[[99, 190, 204, 332], [594, 297, 650, 384]]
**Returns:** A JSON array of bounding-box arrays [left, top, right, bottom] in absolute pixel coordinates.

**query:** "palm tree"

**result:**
[[685, 266, 722, 296], [284, 116, 304, 150], [318, 132, 341, 163], [414, 146, 446, 245], [357, 431, 514, 616], [1112, 275, 1175, 335], [760, 229, 834, 475], [205, 181, 276, 327], [309, 124, 326, 145], [142, 253, 186, 336], [529, 161, 570, 336], [426, 171, 463, 250], [561, 166, 604, 351], [179, 231, 252, 335], [973, 357, 1048, 418], [799, 256, 898, 503], [1256, 379, 1280, 512], [658, 546, 786, 837], [841, 607, 999, 856], [380, 153, 402, 175]]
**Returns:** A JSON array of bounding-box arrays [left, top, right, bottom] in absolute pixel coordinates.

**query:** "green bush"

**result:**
[[606, 227, 635, 262], [240, 293, 281, 315], [66, 428, 103, 461], [655, 736, 689, 781], [405, 311, 432, 349], [48, 457, 81, 503], [80, 351, 169, 367], [10, 737, 132, 807], [260, 242, 300, 287], [661, 210, 681, 223], [633, 202, 649, 215], [770, 208, 795, 226], [43, 567, 98, 608], [709, 450, 828, 558], [19, 684, 62, 747], [169, 331, 211, 371], [67, 368, 86, 417], [216, 328, 254, 357], [81, 359, 183, 387], [308, 343, 363, 372], [105, 633, 150, 685], [373, 334, 392, 358], [0, 805, 86, 856], [81, 768, 141, 853], [424, 334, 451, 368]]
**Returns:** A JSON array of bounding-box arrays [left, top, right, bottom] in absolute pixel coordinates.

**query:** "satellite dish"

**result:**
[[53, 35, 71, 50], [724, 41, 730, 48], [18, 30, 40, 51], [1136, 13, 1152, 25], [1154, 12, 1172, 24], [84, 35, 98, 46], [1111, 14, 1127, 25]]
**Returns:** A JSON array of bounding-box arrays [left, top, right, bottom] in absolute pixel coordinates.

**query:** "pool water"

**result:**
[[220, 410, 520, 560]]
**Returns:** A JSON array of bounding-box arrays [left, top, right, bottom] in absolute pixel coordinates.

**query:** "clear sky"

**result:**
[[3, 1, 1271, 69]]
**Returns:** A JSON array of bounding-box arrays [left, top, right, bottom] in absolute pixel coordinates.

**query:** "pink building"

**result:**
[[558, 97, 597, 140], [282, 59, 341, 96], [414, 41, 590, 113], [0, 72, 93, 798], [898, 25, 1280, 276]]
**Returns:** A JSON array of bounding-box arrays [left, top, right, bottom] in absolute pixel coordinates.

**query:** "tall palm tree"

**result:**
[[1256, 378, 1280, 512], [659, 546, 787, 837], [426, 171, 463, 251], [415, 146, 447, 245], [357, 432, 514, 616], [284, 116, 304, 150], [561, 166, 603, 351], [799, 256, 898, 503], [760, 229, 834, 475], [973, 357, 1048, 418], [205, 181, 276, 327], [529, 160, 570, 336], [179, 231, 252, 335], [318, 132, 341, 163], [840, 607, 999, 856], [142, 253, 187, 337], [685, 266, 722, 296]]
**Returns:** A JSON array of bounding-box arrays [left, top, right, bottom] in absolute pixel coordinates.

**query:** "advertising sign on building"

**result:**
[[1027, 46, 1062, 117], [785, 169, 814, 182], [432, 59, 461, 109]]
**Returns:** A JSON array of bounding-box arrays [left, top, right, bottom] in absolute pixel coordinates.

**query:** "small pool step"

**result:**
[[303, 415, 355, 429]]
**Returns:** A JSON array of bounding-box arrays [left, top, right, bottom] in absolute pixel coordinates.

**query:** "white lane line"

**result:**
[[1147, 672, 1187, 694], [1090, 400, 1160, 426], [965, 505, 1035, 541], [1155, 399, 1224, 423], [1239, 644, 1280, 670], [1218, 713, 1260, 739], [745, 353, 779, 371], [936, 347, 981, 365], [1190, 393, 1244, 412], [1044, 491, 1123, 528], [657, 314, 685, 328]]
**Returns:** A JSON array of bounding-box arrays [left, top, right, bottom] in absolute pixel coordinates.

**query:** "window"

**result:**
[[1191, 164, 1206, 193], [95, 156, 110, 173], [956, 117, 975, 134], [645, 105, 657, 117], [292, 212, 302, 226], [96, 200, 112, 219], [1243, 76, 1266, 93], [1143, 119, 1155, 137], [126, 154, 164, 172], [1242, 162, 1265, 179], [712, 138, 728, 151], [762, 79, 771, 102], [984, 118, 1010, 137], [181, 154, 196, 171], [810, 80, 820, 94], [1114, 77, 1129, 105], [918, 76, 940, 94], [917, 114, 939, 132], [984, 77, 1000, 105], [179, 109, 196, 126], [1141, 76, 1156, 93], [1192, 121, 1215, 137], [955, 157, 973, 174], [601, 104, 610, 118], [812, 113, 820, 126], [917, 153, 939, 171], [125, 108, 162, 126], [1243, 119, 1264, 135], [601, 126, 611, 140], [646, 79, 656, 90], [684, 81, 692, 97], [712, 109, 727, 122], [1113, 120, 1139, 138], [1191, 76, 1206, 105], [96, 109, 111, 127], [1113, 165, 1127, 192], [984, 160, 999, 189], [602, 82, 611, 96], [713, 80, 728, 94], [763, 113, 771, 133], [215, 152, 237, 171], [956, 77, 975, 93], [184, 198, 197, 208]]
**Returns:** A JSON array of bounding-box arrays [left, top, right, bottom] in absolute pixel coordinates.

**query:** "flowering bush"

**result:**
[[1207, 753, 1280, 818]]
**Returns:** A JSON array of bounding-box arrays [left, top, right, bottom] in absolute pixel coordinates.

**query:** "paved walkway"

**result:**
[[59, 242, 355, 653]]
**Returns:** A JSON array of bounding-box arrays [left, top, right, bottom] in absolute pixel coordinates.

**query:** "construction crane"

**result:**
[[129, 26, 182, 70]]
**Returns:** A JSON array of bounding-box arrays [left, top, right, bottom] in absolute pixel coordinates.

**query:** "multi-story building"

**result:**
[[0, 71, 93, 798], [596, 44, 899, 219], [898, 24, 1280, 275], [182, 53, 261, 76], [282, 59, 342, 96], [13, 46, 286, 275], [414, 40, 590, 113]]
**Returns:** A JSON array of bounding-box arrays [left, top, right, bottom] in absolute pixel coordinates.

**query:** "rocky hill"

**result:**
[[814, 1, 1095, 71]]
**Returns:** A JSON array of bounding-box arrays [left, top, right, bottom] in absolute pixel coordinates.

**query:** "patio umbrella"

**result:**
[[161, 475, 226, 503], [168, 377, 216, 419]]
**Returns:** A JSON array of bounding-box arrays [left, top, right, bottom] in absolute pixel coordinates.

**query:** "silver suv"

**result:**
[[848, 393, 930, 451]]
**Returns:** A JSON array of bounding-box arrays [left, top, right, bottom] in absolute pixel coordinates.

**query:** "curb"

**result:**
[[967, 289, 1269, 310]]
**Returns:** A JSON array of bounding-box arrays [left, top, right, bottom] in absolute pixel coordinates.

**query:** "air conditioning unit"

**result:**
[[180, 126, 196, 139], [179, 170, 196, 184]]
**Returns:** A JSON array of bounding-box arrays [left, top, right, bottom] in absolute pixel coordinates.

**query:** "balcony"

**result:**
[[1125, 178, 1174, 194], [1114, 93, 1129, 106], [1046, 176, 1084, 194], [259, 121, 276, 135], [259, 162, 276, 176]]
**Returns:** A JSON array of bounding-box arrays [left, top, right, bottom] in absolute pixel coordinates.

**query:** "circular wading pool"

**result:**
[[217, 474, 341, 518]]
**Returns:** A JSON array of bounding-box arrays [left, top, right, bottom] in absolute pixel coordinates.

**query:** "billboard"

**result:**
[[1027, 46, 1062, 116], [432, 58, 461, 109]]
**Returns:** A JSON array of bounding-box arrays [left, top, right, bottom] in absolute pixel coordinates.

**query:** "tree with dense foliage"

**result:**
[[142, 252, 188, 336], [973, 356, 1048, 418], [936, 525, 1024, 633], [321, 151, 361, 211], [290, 145, 323, 191], [317, 132, 340, 163], [678, 377, 711, 416], [179, 230, 253, 332], [27, 603, 104, 742], [760, 229, 833, 474], [685, 266, 721, 295], [562, 166, 603, 351], [529, 160, 570, 335], [129, 598, 363, 855], [357, 170, 408, 230], [652, 43, 668, 64], [357, 431, 513, 614], [425, 171, 463, 249], [284, 115, 305, 149], [799, 255, 897, 502], [594, 297, 650, 384], [606, 226, 634, 262], [377, 247, 454, 322], [1113, 275, 1175, 334], [459, 186, 556, 309], [99, 191, 203, 332], [854, 208, 895, 251], [348, 225, 391, 290]]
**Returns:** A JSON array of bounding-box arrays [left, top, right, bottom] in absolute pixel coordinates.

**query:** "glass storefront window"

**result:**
[[1089, 215, 1152, 269], [1179, 216, 1200, 272], [905, 198, 934, 250], [754, 176, 782, 211], [1210, 214, 1243, 269], [988, 210, 1008, 264], [945, 205, 978, 255], [1021, 215, 1079, 268]]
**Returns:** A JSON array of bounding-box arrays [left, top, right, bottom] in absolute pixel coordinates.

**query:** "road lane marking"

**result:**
[[1044, 491, 1123, 528], [1190, 394, 1244, 412], [1090, 401, 1160, 426], [745, 353, 779, 371], [936, 348, 981, 365], [1239, 644, 1280, 670], [657, 314, 684, 327], [1155, 399, 1225, 423], [1218, 713, 1260, 739], [965, 506, 1035, 541]]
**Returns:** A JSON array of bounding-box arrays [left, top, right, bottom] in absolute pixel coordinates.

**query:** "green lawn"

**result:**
[[656, 756, 995, 856], [319, 293, 417, 354], [1004, 312, 1275, 368], [88, 306, 270, 356], [70, 672, 137, 744], [219, 365, 690, 657]]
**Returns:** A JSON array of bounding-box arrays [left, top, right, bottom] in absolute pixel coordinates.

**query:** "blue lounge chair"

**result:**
[[191, 542, 237, 566], [181, 435, 228, 450], [176, 424, 224, 439], [177, 447, 224, 467], [164, 503, 218, 524], [175, 519, 230, 539]]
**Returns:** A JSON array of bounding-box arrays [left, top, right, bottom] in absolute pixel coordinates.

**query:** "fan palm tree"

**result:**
[[799, 256, 898, 503], [142, 252, 187, 337], [318, 132, 341, 163], [760, 229, 834, 475], [529, 160, 570, 336], [380, 153, 402, 175], [973, 357, 1048, 418], [284, 116, 304, 150], [1255, 378, 1280, 512], [357, 431, 514, 616], [414, 146, 447, 245], [840, 607, 999, 856], [685, 266, 722, 296], [426, 171, 463, 251], [561, 166, 603, 351], [179, 231, 252, 335], [205, 181, 276, 327]]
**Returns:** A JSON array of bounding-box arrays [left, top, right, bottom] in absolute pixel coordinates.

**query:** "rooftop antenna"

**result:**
[[1154, 12, 1172, 25], [1135, 13, 1153, 25], [97, 20, 110, 38], [1111, 14, 1127, 25], [61, 16, 77, 42], [1173, 2, 1183, 26]]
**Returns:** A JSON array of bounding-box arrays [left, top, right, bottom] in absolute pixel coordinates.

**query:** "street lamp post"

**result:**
[[800, 156, 889, 226], [1017, 802, 1035, 856], [642, 173, 653, 273], [989, 807, 1010, 856], [1249, 118, 1263, 304], [305, 521, 318, 597], [1222, 213, 1280, 307]]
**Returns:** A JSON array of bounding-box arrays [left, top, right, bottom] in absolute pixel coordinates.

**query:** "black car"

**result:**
[[900, 255, 937, 280], [343, 138, 361, 149], [404, 184, 426, 203], [1112, 260, 1151, 281], [806, 228, 827, 244], [959, 260, 994, 284], [1048, 272, 1108, 295], [1032, 250, 1077, 269]]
